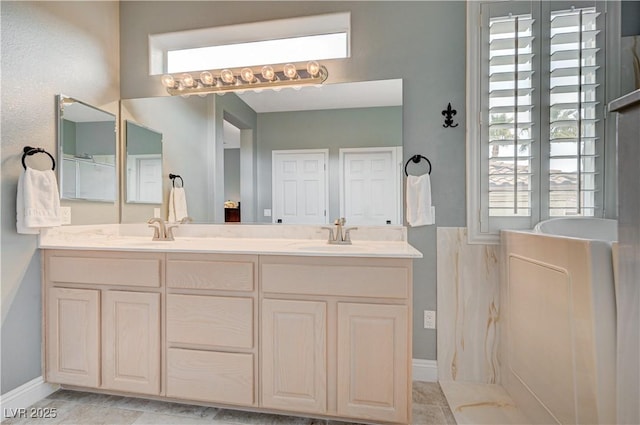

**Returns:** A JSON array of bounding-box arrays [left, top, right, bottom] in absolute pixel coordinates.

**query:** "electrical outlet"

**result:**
[[60, 207, 71, 224], [424, 310, 436, 329], [264, 209, 272, 217], [153, 208, 161, 218]]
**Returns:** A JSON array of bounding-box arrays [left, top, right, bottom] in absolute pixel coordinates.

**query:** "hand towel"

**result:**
[[168, 187, 188, 222], [406, 173, 434, 227], [18, 167, 61, 233], [16, 171, 39, 234]]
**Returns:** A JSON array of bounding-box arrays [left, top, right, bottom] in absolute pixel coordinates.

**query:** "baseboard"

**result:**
[[0, 376, 59, 418], [413, 358, 438, 382]]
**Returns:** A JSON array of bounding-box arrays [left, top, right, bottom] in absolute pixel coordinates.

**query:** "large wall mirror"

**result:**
[[119, 79, 403, 225], [57, 95, 116, 202]]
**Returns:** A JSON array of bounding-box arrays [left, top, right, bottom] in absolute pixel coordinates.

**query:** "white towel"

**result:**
[[17, 168, 61, 234], [406, 173, 434, 227], [168, 187, 188, 222]]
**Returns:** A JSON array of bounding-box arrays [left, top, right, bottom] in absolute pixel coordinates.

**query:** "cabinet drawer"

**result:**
[[48, 255, 161, 288], [167, 294, 253, 349], [167, 348, 254, 405], [167, 257, 254, 291], [262, 261, 409, 299]]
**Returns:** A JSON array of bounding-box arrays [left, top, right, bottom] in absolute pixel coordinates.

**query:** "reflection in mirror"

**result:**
[[119, 79, 403, 225], [57, 95, 116, 202], [223, 120, 242, 222], [125, 121, 163, 204]]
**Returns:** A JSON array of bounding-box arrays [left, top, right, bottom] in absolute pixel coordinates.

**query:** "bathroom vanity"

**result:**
[[40, 225, 421, 425]]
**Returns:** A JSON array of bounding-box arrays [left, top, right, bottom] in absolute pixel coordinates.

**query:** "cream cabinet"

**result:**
[[165, 253, 258, 406], [46, 287, 100, 387], [102, 290, 161, 395], [261, 299, 327, 414], [44, 250, 163, 396], [260, 255, 412, 424], [44, 249, 412, 424], [336, 302, 409, 422]]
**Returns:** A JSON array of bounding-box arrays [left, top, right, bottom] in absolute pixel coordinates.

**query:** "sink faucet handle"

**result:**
[[179, 216, 193, 224], [165, 224, 179, 241], [321, 226, 335, 242], [344, 227, 358, 242], [147, 217, 164, 241]]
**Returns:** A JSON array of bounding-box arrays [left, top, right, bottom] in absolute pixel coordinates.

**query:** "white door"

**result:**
[[340, 147, 402, 225], [272, 150, 328, 224], [137, 158, 162, 203]]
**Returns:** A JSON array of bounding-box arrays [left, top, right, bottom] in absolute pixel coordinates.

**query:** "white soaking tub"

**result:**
[[501, 218, 617, 425]]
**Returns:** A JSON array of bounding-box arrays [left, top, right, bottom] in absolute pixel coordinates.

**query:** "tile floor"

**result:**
[[3, 382, 455, 425]]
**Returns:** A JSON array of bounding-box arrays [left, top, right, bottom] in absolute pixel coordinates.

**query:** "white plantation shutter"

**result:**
[[547, 6, 603, 216], [473, 1, 608, 238], [487, 13, 536, 218]]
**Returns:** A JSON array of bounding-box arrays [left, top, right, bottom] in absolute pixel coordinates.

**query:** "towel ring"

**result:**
[[404, 155, 431, 176], [22, 146, 56, 171], [169, 173, 184, 188]]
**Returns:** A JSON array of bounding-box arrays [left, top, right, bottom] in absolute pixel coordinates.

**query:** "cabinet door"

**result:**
[[103, 291, 160, 395], [337, 303, 409, 423], [262, 299, 327, 414], [46, 287, 100, 387]]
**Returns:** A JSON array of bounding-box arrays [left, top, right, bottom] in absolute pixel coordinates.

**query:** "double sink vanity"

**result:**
[[40, 223, 422, 424]]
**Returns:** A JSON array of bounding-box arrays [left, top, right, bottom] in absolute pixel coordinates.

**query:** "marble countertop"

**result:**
[[38, 224, 423, 259]]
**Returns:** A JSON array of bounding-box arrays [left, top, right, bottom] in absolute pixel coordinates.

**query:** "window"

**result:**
[[149, 12, 350, 75], [467, 1, 618, 243]]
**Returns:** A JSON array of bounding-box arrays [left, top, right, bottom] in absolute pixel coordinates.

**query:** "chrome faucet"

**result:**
[[147, 218, 178, 241], [322, 217, 358, 245]]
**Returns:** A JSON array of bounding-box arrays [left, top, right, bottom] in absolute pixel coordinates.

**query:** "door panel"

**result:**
[[102, 291, 161, 395], [337, 302, 408, 423], [262, 299, 327, 414], [341, 148, 401, 225], [47, 287, 100, 387], [273, 150, 327, 224]]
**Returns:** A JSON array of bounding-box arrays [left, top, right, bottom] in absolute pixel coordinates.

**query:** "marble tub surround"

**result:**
[[38, 224, 421, 258], [440, 381, 527, 425], [436, 227, 501, 383]]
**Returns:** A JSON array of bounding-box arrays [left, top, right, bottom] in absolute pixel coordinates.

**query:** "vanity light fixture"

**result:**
[[160, 60, 328, 96]]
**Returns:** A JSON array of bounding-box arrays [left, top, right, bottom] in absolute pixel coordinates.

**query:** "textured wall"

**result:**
[[120, 1, 467, 361], [0, 1, 120, 394]]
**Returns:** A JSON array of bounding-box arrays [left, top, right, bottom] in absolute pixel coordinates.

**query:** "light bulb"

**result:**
[[306, 61, 320, 76], [240, 68, 255, 83], [200, 71, 214, 86], [161, 74, 175, 88], [181, 73, 194, 88], [261, 65, 276, 81], [283, 63, 298, 79], [220, 69, 235, 84]]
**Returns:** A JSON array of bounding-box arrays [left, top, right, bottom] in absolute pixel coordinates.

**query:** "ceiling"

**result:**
[[236, 79, 403, 113]]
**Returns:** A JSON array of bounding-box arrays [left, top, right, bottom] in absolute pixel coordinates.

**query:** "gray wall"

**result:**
[[622, 0, 640, 36], [224, 149, 241, 203], [120, 96, 212, 223], [1, 1, 120, 394], [257, 106, 402, 222], [76, 121, 117, 156], [120, 1, 467, 361]]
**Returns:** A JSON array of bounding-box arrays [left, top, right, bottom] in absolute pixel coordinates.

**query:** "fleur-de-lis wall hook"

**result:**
[[442, 103, 458, 128]]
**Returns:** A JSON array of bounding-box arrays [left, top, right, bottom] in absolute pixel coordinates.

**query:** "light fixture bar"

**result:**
[[162, 61, 328, 96]]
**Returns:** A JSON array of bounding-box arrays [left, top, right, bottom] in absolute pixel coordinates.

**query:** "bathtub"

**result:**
[[501, 218, 617, 424]]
